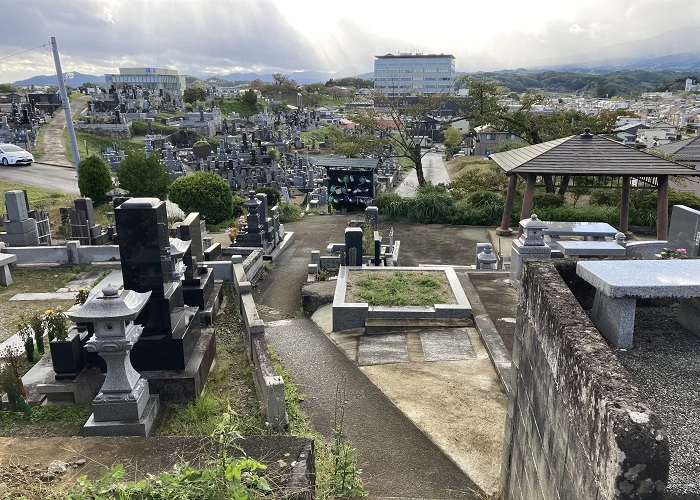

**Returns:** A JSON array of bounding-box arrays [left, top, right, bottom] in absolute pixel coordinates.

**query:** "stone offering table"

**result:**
[[0, 253, 17, 285], [576, 259, 700, 349], [555, 240, 626, 257], [544, 221, 618, 242]]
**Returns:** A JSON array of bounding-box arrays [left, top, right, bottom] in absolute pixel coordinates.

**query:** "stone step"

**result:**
[[364, 317, 472, 335]]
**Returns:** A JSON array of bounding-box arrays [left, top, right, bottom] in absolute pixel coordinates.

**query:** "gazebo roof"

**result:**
[[488, 132, 699, 177]]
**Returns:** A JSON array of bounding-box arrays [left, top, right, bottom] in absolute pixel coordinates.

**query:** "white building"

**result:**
[[104, 67, 187, 100], [374, 53, 455, 97]]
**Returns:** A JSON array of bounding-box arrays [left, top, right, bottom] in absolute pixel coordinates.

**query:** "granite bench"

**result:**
[[576, 259, 700, 349], [0, 253, 17, 286], [555, 240, 627, 257], [544, 221, 618, 242]]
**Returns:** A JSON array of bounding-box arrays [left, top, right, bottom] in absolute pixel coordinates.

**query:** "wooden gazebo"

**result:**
[[488, 130, 700, 240]]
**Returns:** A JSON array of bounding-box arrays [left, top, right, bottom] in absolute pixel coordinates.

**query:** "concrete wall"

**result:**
[[501, 260, 670, 500], [2, 242, 120, 265], [231, 255, 288, 430]]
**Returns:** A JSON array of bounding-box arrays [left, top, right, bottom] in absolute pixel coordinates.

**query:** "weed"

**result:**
[[294, 307, 305, 318], [329, 377, 366, 497]]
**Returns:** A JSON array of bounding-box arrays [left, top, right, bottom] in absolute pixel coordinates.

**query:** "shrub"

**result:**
[[78, 155, 113, 205], [278, 203, 302, 223], [533, 192, 565, 208], [407, 190, 454, 223], [589, 189, 620, 206], [116, 151, 171, 199], [449, 165, 511, 193], [232, 194, 245, 217], [450, 198, 503, 226], [372, 192, 402, 213], [256, 186, 281, 210], [533, 204, 619, 225], [168, 172, 233, 225]]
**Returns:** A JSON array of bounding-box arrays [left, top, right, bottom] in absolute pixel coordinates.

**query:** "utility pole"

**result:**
[[51, 36, 81, 179]]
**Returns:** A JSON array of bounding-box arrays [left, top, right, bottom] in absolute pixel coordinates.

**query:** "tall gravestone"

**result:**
[[667, 205, 700, 257], [115, 198, 200, 371], [345, 227, 363, 267], [176, 212, 217, 325], [0, 190, 39, 246]]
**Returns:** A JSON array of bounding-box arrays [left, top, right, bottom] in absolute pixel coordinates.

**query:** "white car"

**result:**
[[0, 144, 34, 165]]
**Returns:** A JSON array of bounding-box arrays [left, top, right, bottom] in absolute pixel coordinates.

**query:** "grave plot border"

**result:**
[[332, 266, 472, 331]]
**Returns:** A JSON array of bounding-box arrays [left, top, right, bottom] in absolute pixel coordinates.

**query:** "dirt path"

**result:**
[[40, 95, 89, 166]]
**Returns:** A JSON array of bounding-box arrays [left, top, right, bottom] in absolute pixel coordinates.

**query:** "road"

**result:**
[[0, 162, 79, 195], [394, 151, 450, 197]]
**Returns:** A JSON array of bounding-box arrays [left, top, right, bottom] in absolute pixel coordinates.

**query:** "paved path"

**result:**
[[265, 318, 482, 499], [395, 152, 450, 198]]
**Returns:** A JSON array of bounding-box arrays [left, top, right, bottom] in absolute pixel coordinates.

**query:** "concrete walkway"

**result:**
[[265, 317, 483, 499], [395, 152, 450, 198]]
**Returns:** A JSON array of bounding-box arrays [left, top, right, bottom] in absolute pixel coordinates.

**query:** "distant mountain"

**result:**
[[531, 51, 700, 74], [13, 71, 104, 87]]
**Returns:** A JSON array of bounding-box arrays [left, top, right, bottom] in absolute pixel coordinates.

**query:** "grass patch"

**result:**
[[158, 285, 263, 437], [346, 270, 455, 306], [0, 267, 85, 342], [0, 405, 92, 430], [64, 129, 141, 165]]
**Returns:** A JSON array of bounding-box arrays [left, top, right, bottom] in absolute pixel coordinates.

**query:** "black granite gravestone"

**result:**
[[345, 227, 363, 266], [115, 198, 200, 370]]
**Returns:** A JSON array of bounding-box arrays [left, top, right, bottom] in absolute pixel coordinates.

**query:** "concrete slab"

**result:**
[[357, 334, 409, 366], [10, 292, 77, 301], [56, 270, 103, 292], [420, 328, 476, 362]]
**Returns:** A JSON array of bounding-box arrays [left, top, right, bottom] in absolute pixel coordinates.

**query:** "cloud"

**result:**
[[1, 0, 700, 82]]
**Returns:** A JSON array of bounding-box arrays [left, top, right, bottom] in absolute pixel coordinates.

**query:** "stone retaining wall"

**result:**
[[231, 254, 288, 430], [501, 260, 670, 499]]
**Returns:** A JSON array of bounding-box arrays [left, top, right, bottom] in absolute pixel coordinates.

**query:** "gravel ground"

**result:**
[[616, 304, 700, 496]]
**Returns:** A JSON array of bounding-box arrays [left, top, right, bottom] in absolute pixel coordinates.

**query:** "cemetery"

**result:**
[[1, 107, 700, 496]]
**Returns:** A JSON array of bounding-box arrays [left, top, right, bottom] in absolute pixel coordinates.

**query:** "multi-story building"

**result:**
[[104, 67, 186, 100], [374, 53, 455, 97]]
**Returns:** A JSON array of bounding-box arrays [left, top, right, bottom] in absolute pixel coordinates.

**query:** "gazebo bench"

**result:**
[[576, 259, 700, 349], [0, 253, 17, 286]]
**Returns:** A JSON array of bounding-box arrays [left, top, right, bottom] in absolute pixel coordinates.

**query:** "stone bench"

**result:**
[[555, 240, 626, 257], [576, 259, 700, 348], [0, 253, 17, 286]]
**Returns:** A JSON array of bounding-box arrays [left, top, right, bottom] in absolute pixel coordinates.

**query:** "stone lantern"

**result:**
[[477, 243, 499, 269], [67, 284, 159, 436], [509, 214, 551, 288]]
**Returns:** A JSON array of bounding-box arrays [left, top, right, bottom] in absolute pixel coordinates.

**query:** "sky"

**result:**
[[1, 0, 700, 83]]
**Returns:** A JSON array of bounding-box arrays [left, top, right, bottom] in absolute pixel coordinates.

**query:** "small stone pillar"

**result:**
[[509, 214, 551, 288], [345, 227, 363, 267], [365, 206, 379, 230], [615, 231, 627, 247], [478, 244, 498, 269], [68, 285, 159, 436]]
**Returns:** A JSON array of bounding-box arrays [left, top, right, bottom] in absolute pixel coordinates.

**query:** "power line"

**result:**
[[0, 42, 51, 62]]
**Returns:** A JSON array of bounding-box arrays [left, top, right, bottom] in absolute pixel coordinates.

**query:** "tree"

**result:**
[[168, 171, 233, 225], [241, 89, 257, 107], [443, 126, 463, 156], [350, 92, 453, 186], [183, 87, 207, 106], [78, 156, 113, 205], [116, 151, 171, 199]]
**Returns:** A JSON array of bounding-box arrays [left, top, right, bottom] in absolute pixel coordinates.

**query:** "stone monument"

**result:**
[[69, 284, 160, 436], [0, 190, 39, 246], [509, 214, 551, 288]]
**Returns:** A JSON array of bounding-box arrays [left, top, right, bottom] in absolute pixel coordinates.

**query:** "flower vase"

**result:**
[[24, 340, 34, 363], [49, 329, 85, 380]]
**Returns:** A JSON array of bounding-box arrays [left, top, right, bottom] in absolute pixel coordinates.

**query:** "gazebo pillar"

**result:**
[[619, 175, 631, 234], [497, 174, 518, 236], [518, 173, 537, 236], [657, 175, 669, 240]]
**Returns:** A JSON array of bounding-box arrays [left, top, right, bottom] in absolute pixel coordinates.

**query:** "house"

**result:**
[[473, 125, 520, 156], [636, 121, 678, 148]]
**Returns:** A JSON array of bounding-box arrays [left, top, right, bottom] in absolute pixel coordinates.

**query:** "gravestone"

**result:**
[[667, 205, 700, 257], [114, 198, 201, 371], [233, 192, 266, 248], [0, 190, 39, 246], [176, 212, 217, 325], [345, 227, 363, 266]]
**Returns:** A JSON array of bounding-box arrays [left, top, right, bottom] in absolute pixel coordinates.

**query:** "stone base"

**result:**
[[0, 229, 39, 246], [141, 328, 216, 403], [82, 394, 160, 437], [130, 306, 201, 371], [495, 227, 513, 236]]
